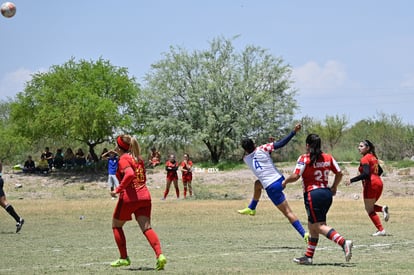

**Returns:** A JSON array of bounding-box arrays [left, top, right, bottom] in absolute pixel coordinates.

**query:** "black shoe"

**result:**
[[16, 218, 24, 233]]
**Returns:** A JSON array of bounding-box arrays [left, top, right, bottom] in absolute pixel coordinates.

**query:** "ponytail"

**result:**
[[117, 134, 141, 162], [306, 134, 323, 165]]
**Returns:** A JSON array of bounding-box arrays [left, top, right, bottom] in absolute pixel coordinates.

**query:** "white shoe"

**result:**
[[382, 205, 389, 222], [372, 230, 386, 236], [343, 240, 353, 262]]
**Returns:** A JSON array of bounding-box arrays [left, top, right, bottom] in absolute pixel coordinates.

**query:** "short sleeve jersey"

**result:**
[[359, 153, 382, 185], [181, 160, 193, 175], [116, 154, 150, 202], [243, 142, 283, 189], [108, 156, 118, 175], [293, 153, 341, 193]]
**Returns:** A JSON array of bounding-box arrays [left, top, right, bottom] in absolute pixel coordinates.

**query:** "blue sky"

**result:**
[[1, 0, 413, 125]]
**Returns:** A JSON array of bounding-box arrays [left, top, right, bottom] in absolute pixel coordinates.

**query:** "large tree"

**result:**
[[144, 36, 298, 163], [0, 100, 29, 163], [10, 58, 143, 161]]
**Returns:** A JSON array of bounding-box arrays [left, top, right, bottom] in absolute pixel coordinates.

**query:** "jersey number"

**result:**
[[253, 158, 263, 170], [314, 169, 329, 182]]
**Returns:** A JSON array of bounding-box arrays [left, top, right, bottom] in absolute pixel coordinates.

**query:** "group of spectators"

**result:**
[[22, 147, 97, 174]]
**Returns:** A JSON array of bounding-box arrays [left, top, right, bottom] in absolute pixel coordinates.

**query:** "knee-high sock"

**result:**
[[291, 220, 306, 237], [305, 237, 318, 258], [326, 228, 345, 247], [112, 227, 128, 259], [369, 211, 384, 231], [374, 204, 383, 212], [248, 199, 259, 210], [175, 187, 180, 198], [5, 204, 21, 223], [144, 228, 162, 258]]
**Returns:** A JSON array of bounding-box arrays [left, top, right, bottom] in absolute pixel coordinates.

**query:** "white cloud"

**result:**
[[292, 60, 347, 95], [0, 68, 34, 100]]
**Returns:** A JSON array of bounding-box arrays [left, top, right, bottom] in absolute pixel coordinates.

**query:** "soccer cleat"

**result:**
[[110, 257, 131, 267], [343, 240, 353, 262], [156, 254, 167, 271], [382, 205, 389, 222], [237, 207, 256, 216], [16, 218, 24, 233], [303, 232, 309, 244], [293, 256, 312, 265], [372, 230, 386, 236]]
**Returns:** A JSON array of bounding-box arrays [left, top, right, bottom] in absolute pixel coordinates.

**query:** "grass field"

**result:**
[[1, 168, 413, 274]]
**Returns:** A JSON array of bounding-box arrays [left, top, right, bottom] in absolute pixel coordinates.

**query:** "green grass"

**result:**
[[1, 175, 413, 274]]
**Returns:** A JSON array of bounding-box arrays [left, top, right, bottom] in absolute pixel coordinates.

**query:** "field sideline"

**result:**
[[1, 167, 413, 274]]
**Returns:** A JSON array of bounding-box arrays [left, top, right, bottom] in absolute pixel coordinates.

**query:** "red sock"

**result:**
[[184, 187, 187, 198], [326, 228, 345, 247], [305, 237, 318, 258], [369, 212, 384, 231], [144, 229, 162, 258], [175, 188, 180, 198], [112, 227, 128, 259], [374, 204, 382, 212], [163, 189, 169, 199]]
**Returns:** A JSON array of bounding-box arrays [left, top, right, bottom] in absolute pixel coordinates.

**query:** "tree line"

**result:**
[[1, 37, 413, 165]]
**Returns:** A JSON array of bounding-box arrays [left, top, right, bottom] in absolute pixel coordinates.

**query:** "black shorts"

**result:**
[[0, 177, 5, 197], [304, 188, 333, 224]]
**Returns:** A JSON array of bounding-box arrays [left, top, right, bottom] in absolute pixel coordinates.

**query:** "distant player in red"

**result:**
[[346, 139, 389, 236], [162, 154, 179, 199], [180, 153, 193, 198], [283, 133, 353, 265], [110, 135, 166, 270]]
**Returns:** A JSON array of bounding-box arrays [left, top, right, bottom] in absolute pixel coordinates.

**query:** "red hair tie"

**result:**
[[117, 136, 130, 151]]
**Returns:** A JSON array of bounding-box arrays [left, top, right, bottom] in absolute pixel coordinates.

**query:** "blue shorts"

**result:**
[[265, 176, 286, 206], [304, 188, 333, 223]]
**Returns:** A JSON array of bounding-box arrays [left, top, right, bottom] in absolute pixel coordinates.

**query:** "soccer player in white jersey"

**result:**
[[240, 124, 307, 242]]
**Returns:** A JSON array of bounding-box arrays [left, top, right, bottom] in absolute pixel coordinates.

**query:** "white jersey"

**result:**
[[243, 142, 283, 189]]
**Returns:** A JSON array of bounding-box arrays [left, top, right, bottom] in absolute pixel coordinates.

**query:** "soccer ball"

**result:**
[[1, 2, 16, 18]]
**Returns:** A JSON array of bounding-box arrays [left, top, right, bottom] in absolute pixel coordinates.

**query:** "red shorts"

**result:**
[[113, 199, 151, 221], [363, 181, 383, 200], [182, 174, 192, 182], [166, 175, 178, 181]]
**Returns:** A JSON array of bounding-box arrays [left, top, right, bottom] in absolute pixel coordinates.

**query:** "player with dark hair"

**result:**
[[346, 139, 389, 236], [0, 160, 24, 233], [283, 133, 352, 265], [162, 154, 180, 200], [180, 153, 193, 198], [110, 135, 166, 270], [241, 124, 308, 242]]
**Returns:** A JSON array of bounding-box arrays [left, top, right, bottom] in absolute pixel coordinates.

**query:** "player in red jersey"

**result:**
[[180, 153, 193, 198], [346, 139, 389, 236], [110, 135, 166, 270], [283, 134, 353, 265], [162, 154, 180, 200]]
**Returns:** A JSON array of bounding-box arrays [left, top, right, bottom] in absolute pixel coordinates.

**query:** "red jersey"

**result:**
[[115, 153, 151, 202], [293, 152, 341, 193], [165, 160, 178, 181], [181, 160, 193, 181], [359, 153, 382, 186]]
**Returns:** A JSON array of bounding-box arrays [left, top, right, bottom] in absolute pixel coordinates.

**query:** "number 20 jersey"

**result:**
[[293, 153, 341, 193]]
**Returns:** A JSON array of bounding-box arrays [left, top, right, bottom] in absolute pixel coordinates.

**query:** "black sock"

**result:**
[[5, 204, 21, 223]]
